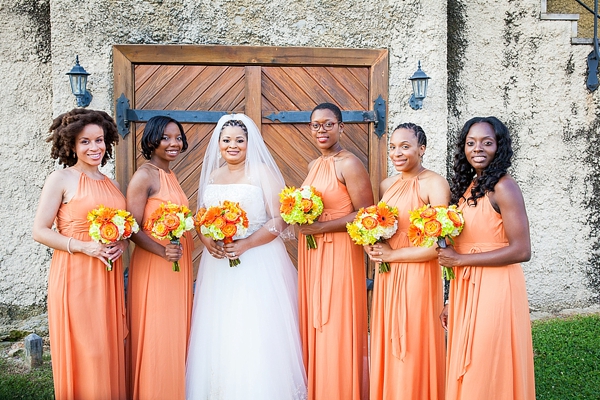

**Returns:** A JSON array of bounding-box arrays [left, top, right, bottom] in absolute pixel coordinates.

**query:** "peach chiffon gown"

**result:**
[[298, 155, 369, 400], [446, 187, 535, 400], [370, 173, 445, 400], [128, 165, 193, 400], [48, 172, 127, 400]]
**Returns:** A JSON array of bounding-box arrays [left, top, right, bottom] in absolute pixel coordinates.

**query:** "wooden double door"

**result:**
[[113, 45, 389, 269]]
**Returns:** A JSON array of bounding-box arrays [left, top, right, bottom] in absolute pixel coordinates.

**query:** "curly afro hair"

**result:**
[[450, 116, 513, 206], [46, 108, 119, 167]]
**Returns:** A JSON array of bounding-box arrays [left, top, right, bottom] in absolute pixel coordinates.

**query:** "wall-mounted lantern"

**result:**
[[66, 56, 92, 107], [408, 61, 431, 110]]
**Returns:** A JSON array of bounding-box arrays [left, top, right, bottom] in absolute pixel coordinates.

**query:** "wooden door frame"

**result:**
[[113, 44, 389, 197]]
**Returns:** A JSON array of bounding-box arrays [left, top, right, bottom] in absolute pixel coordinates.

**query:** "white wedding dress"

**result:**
[[186, 184, 307, 400]]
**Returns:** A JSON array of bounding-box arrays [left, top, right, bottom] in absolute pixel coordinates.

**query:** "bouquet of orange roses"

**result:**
[[407, 204, 465, 280], [346, 201, 399, 273], [88, 205, 139, 271], [279, 186, 324, 249], [144, 202, 194, 271], [194, 201, 249, 267]]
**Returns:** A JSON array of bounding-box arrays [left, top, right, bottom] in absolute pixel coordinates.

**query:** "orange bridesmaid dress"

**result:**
[[298, 155, 369, 400], [47, 172, 127, 400], [369, 174, 445, 400], [446, 188, 535, 400], [128, 165, 193, 400]]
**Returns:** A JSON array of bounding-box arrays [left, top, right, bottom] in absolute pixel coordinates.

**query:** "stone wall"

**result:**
[[449, 0, 599, 309], [0, 0, 53, 326], [0, 0, 598, 330]]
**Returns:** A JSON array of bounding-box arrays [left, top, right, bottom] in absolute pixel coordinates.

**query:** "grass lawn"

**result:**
[[0, 354, 54, 400], [532, 313, 600, 400], [0, 313, 598, 399]]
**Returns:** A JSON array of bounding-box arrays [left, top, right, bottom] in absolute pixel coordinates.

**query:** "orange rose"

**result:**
[[447, 210, 462, 227], [222, 223, 238, 238], [100, 222, 120, 242], [154, 222, 168, 238], [213, 216, 226, 229], [224, 211, 240, 222], [423, 220, 442, 237], [361, 216, 378, 230], [408, 224, 424, 246], [420, 206, 437, 219], [301, 199, 313, 213], [365, 205, 377, 214], [163, 213, 180, 230]]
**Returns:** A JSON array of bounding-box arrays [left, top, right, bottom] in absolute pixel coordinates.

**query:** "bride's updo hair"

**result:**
[[220, 119, 248, 137]]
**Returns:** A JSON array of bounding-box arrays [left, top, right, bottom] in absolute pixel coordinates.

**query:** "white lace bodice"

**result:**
[[202, 184, 267, 238]]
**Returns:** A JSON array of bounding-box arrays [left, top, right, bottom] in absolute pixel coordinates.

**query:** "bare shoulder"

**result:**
[[46, 167, 79, 187], [494, 174, 521, 192], [489, 174, 525, 211], [129, 164, 156, 186], [338, 150, 365, 170], [380, 174, 399, 196], [419, 169, 450, 188], [419, 169, 450, 205]]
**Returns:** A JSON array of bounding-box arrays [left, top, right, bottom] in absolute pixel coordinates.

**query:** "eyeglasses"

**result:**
[[309, 121, 339, 131]]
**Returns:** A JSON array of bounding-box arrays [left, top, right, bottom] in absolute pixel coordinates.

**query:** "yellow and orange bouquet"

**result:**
[[88, 205, 139, 271], [144, 202, 194, 271], [279, 186, 324, 249], [346, 201, 399, 273], [194, 201, 249, 267], [407, 204, 465, 280]]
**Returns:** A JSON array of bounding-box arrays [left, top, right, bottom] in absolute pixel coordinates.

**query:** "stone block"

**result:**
[[24, 333, 43, 368]]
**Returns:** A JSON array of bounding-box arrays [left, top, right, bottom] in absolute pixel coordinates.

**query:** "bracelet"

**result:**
[[444, 300, 449, 305], [66, 237, 73, 255]]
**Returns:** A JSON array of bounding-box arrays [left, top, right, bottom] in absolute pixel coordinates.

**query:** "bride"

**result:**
[[186, 114, 307, 399]]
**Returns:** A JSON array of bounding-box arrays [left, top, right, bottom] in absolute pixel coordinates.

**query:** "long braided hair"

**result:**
[[450, 116, 513, 206]]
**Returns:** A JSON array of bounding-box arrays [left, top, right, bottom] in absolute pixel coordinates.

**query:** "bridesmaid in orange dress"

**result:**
[[438, 117, 535, 400], [298, 102, 373, 400], [365, 123, 449, 400], [126, 116, 193, 400], [33, 109, 128, 400]]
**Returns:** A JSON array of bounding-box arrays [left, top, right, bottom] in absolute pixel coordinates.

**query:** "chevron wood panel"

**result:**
[[261, 66, 370, 177], [133, 65, 247, 266]]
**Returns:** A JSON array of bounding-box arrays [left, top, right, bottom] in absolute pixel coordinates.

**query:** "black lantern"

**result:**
[[66, 56, 92, 107], [408, 61, 430, 110]]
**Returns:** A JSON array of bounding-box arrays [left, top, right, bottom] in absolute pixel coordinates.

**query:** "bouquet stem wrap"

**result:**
[[170, 239, 181, 272], [437, 238, 456, 280], [305, 234, 317, 249]]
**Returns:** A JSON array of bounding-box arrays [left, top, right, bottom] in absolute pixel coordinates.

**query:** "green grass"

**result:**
[[532, 313, 600, 400], [0, 355, 54, 400], [0, 314, 598, 399]]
